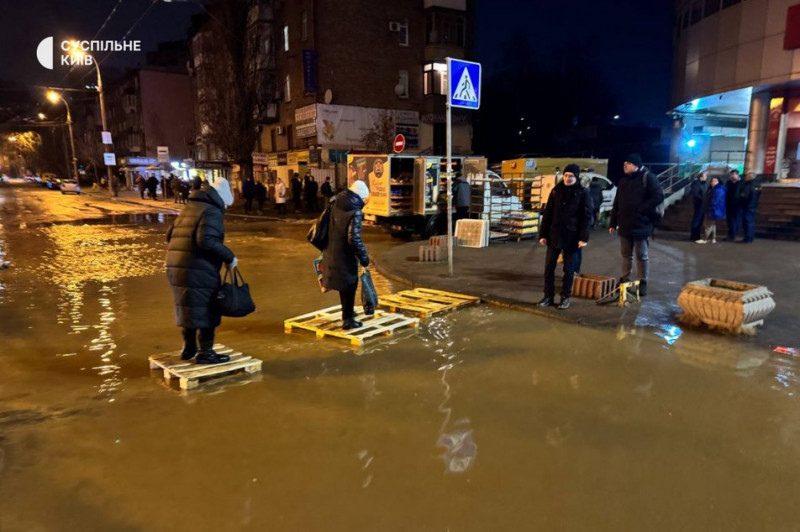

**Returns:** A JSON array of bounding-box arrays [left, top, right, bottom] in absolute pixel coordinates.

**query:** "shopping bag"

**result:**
[[360, 268, 378, 316], [217, 266, 256, 317], [313, 255, 330, 293], [307, 200, 334, 251]]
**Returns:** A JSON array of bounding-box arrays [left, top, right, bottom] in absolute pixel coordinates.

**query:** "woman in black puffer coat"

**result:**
[[166, 178, 237, 364], [322, 180, 370, 329]]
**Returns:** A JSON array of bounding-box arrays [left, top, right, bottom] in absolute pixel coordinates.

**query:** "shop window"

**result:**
[[423, 62, 447, 96], [283, 25, 289, 51], [704, 0, 720, 17], [301, 11, 308, 42]]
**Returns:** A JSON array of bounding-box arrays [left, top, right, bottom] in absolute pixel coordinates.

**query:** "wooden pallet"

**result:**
[[148, 345, 262, 390], [377, 288, 480, 318], [284, 305, 419, 346]]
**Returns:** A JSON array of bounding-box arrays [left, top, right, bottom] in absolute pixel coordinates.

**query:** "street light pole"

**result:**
[[92, 57, 117, 197], [47, 91, 79, 182]]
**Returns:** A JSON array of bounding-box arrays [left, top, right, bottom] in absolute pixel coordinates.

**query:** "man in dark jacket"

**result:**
[[291, 173, 303, 212], [304, 173, 319, 212], [689, 171, 708, 241], [321, 177, 334, 201], [738, 171, 760, 243], [725, 169, 742, 240], [254, 179, 267, 212], [537, 164, 592, 310], [609, 153, 664, 297], [589, 178, 604, 227], [452, 173, 471, 221], [242, 177, 255, 213], [147, 175, 158, 200], [166, 178, 237, 364], [322, 180, 371, 330]]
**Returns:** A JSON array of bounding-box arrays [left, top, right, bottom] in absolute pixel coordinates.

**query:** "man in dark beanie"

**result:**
[[609, 154, 664, 297], [537, 163, 592, 310]]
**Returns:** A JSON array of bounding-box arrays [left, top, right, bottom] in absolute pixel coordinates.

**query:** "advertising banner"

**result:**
[[316, 104, 419, 149], [764, 97, 784, 174], [295, 104, 318, 138], [347, 154, 390, 216]]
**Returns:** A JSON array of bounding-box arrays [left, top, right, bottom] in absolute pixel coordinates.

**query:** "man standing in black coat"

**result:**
[[304, 173, 319, 212], [689, 171, 708, 241], [322, 180, 371, 330], [725, 169, 742, 240], [166, 178, 238, 364], [537, 164, 592, 310], [738, 171, 760, 243], [609, 154, 664, 297], [291, 173, 303, 212]]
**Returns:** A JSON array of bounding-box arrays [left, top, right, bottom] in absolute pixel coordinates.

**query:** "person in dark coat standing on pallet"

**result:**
[[537, 164, 592, 310], [738, 171, 760, 243], [725, 169, 742, 241], [166, 178, 238, 364], [689, 171, 708, 241], [321, 180, 371, 330], [609, 154, 664, 297]]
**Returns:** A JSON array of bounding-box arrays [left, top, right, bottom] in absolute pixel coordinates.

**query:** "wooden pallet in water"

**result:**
[[148, 345, 262, 390], [378, 287, 480, 318], [284, 305, 419, 346]]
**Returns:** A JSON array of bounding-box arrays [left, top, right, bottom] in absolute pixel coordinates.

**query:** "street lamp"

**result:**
[[47, 90, 79, 181], [67, 44, 116, 197], [37, 112, 46, 120]]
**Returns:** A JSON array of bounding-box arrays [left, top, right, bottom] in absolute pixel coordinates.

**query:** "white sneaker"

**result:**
[[710, 239, 716, 244], [694, 239, 707, 244]]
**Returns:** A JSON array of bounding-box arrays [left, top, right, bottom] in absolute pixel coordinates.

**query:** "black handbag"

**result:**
[[360, 268, 378, 316], [307, 199, 334, 251], [217, 266, 256, 317]]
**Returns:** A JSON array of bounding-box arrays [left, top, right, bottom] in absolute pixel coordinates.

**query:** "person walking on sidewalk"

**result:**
[[254, 179, 267, 213], [321, 180, 371, 330], [291, 173, 303, 213], [166, 177, 238, 365], [135, 173, 146, 199], [147, 175, 158, 201], [275, 178, 287, 215], [171, 174, 181, 203], [697, 176, 726, 244], [609, 153, 664, 297], [537, 164, 592, 310], [452, 172, 471, 221], [321, 176, 334, 202], [242, 177, 255, 214], [725, 169, 742, 241], [739, 171, 760, 243], [689, 171, 708, 241]]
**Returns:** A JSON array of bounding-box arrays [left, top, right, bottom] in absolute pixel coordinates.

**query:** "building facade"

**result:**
[[673, 0, 800, 178]]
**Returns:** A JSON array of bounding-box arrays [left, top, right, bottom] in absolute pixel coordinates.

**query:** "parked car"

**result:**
[[60, 179, 80, 194]]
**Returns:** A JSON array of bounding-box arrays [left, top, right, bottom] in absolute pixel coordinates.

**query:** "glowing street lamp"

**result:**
[[46, 90, 79, 181], [37, 112, 46, 120]]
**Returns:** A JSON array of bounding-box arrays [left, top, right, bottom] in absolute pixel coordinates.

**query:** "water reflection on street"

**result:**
[[0, 216, 798, 531]]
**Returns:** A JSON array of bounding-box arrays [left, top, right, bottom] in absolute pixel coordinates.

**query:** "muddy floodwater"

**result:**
[[0, 213, 798, 531]]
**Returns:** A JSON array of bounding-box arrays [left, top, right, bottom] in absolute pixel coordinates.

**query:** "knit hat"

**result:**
[[563, 164, 581, 178], [349, 179, 370, 200], [624, 153, 643, 168], [210, 177, 234, 207]]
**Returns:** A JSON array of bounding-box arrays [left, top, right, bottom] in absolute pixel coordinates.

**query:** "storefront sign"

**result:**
[[764, 97, 784, 174], [287, 152, 298, 165], [268, 153, 278, 166], [124, 156, 157, 166], [302, 49, 318, 95], [195, 161, 232, 169], [252, 152, 269, 165], [296, 150, 310, 164], [295, 104, 318, 138], [316, 104, 420, 149], [277, 153, 288, 165], [309, 149, 320, 165], [157, 146, 169, 163]]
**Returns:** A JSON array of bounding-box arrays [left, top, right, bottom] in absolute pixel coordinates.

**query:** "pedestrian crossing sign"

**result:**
[[448, 58, 481, 110]]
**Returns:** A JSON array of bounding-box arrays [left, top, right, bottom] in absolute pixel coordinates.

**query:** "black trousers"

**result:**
[[338, 285, 358, 321], [726, 207, 741, 240], [742, 208, 756, 242], [543, 246, 576, 299], [690, 207, 704, 240], [182, 327, 215, 352], [244, 196, 253, 212], [455, 206, 469, 221]]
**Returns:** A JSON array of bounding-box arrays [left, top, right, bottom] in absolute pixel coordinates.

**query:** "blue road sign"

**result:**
[[448, 58, 481, 110]]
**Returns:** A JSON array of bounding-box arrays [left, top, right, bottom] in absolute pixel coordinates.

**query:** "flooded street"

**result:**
[[1, 186, 799, 531]]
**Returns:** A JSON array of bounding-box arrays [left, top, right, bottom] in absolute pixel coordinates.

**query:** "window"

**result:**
[[690, 0, 702, 24], [426, 12, 464, 46], [283, 25, 289, 51], [398, 22, 409, 46], [704, 0, 720, 17], [284, 74, 291, 102], [301, 11, 308, 41], [423, 62, 447, 96], [270, 129, 277, 151], [287, 125, 294, 150], [397, 70, 409, 98]]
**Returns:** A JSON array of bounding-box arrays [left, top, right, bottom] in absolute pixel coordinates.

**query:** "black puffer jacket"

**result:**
[[165, 187, 235, 328], [609, 168, 664, 239], [689, 178, 707, 209], [322, 190, 370, 291], [538, 181, 592, 251]]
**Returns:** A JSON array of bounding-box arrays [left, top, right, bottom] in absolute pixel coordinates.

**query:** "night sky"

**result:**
[[1, 0, 673, 125]]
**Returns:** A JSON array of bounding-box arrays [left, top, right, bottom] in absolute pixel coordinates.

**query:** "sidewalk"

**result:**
[[376, 230, 799, 350]]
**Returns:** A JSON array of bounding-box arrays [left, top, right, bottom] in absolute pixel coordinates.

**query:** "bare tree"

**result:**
[[361, 110, 396, 153], [75, 131, 105, 185], [197, 0, 273, 183]]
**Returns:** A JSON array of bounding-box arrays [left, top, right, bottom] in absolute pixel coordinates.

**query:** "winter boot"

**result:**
[[342, 319, 363, 330], [180, 328, 197, 360], [196, 331, 229, 365]]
